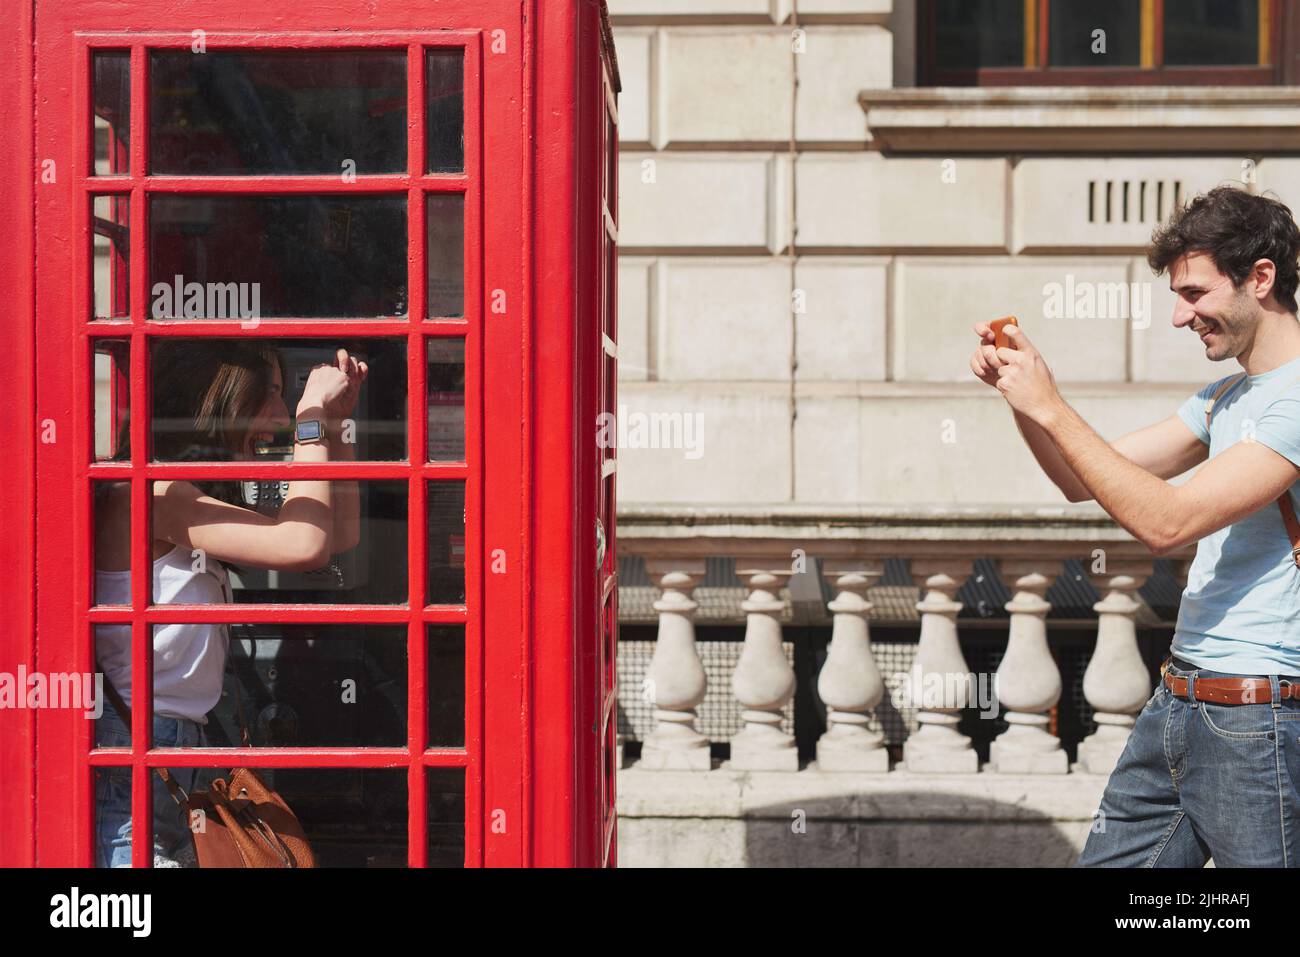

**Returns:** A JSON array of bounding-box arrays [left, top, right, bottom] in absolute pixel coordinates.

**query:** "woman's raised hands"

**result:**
[[299, 347, 369, 422]]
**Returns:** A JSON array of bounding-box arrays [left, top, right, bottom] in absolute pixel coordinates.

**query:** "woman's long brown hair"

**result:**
[[105, 340, 286, 506]]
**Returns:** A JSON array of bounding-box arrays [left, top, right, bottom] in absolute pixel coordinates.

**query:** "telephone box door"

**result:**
[[26, 0, 530, 867]]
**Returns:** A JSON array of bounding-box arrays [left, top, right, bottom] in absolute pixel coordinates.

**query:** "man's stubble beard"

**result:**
[[1209, 289, 1259, 362]]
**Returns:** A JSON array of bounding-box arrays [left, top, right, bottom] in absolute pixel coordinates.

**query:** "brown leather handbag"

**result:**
[[99, 667, 316, 868], [181, 767, 315, 868]]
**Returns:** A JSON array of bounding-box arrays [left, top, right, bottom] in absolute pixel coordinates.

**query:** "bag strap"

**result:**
[[1276, 375, 1300, 570], [1202, 372, 1248, 432], [1204, 371, 1300, 570], [93, 562, 252, 811], [95, 632, 254, 809], [95, 665, 193, 808]]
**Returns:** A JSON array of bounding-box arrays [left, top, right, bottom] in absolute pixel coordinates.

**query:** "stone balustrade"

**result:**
[[613, 505, 1195, 866]]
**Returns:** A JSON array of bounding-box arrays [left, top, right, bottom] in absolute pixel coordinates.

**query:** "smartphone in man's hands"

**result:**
[[990, 316, 1018, 350]]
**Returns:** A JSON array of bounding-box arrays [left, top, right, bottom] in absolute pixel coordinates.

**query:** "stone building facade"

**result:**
[[608, 0, 1300, 866]]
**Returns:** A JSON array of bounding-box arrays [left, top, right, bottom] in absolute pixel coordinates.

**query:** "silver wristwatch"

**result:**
[[294, 419, 325, 444]]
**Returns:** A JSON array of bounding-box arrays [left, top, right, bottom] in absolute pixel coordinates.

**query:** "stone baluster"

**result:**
[[1168, 558, 1193, 614], [729, 563, 797, 771], [903, 560, 979, 773], [988, 561, 1068, 774], [639, 560, 711, 771], [1077, 559, 1154, 774], [815, 562, 888, 772], [1168, 558, 1193, 589]]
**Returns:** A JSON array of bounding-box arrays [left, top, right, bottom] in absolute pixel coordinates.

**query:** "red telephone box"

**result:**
[[0, 0, 620, 867]]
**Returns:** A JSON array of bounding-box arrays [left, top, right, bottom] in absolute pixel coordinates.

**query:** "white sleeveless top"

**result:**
[[95, 545, 232, 723]]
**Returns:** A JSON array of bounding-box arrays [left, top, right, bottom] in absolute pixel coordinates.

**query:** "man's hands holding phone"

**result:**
[[970, 319, 1066, 428], [970, 320, 1007, 387]]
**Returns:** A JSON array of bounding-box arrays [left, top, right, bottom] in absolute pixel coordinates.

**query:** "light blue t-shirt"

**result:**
[[1172, 355, 1300, 675]]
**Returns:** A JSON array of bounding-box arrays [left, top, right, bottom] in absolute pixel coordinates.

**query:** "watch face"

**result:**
[[296, 420, 323, 441]]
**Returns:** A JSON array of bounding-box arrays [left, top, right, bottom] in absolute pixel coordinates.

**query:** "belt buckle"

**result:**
[[1160, 659, 1185, 699], [1165, 659, 1198, 702], [1280, 679, 1294, 701]]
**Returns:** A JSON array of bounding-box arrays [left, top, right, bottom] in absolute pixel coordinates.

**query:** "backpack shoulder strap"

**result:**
[[1273, 374, 1300, 569], [1277, 494, 1300, 570], [1199, 372, 1300, 568], [1204, 372, 1248, 432]]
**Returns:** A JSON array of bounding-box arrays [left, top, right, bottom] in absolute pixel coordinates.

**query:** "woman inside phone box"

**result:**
[[93, 340, 366, 867]]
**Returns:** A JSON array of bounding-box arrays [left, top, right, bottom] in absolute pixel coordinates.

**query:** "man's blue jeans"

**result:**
[[1077, 656, 1300, 867], [94, 705, 210, 868]]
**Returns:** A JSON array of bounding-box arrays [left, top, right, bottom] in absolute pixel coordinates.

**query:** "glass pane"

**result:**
[[92, 633, 130, 748], [151, 625, 406, 747], [93, 194, 130, 319], [427, 625, 465, 747], [1164, 0, 1259, 66], [150, 196, 408, 318], [427, 482, 466, 604], [605, 108, 616, 217], [149, 480, 408, 604], [93, 766, 131, 867], [934, 0, 1024, 71], [603, 707, 615, 801], [604, 596, 617, 696], [426, 50, 465, 173], [1048, 0, 1141, 67], [93, 51, 130, 176], [150, 51, 407, 175], [94, 342, 129, 461], [426, 768, 465, 867], [426, 194, 465, 318], [427, 338, 465, 461], [149, 338, 407, 462], [93, 611, 132, 791], [232, 768, 408, 866], [94, 480, 132, 607]]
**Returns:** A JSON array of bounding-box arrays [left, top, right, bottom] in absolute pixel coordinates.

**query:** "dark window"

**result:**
[[1048, 0, 1140, 67], [150, 51, 407, 175], [1164, 0, 1259, 66], [934, 0, 1025, 71], [149, 195, 408, 318], [920, 0, 1280, 85], [425, 50, 465, 173]]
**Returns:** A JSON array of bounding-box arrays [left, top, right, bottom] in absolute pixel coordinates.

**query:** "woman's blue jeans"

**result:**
[[94, 705, 210, 868], [1077, 656, 1300, 867]]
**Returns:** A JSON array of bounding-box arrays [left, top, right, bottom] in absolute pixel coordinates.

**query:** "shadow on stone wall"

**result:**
[[750, 790, 1086, 867], [620, 789, 1092, 867]]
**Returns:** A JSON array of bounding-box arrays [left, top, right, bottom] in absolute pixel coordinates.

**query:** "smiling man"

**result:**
[[970, 185, 1300, 867]]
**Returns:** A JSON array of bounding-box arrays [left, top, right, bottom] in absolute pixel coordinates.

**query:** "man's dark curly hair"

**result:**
[[1147, 185, 1300, 314]]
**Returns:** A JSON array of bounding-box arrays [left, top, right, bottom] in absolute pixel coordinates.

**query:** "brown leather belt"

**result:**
[[1161, 656, 1300, 705]]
